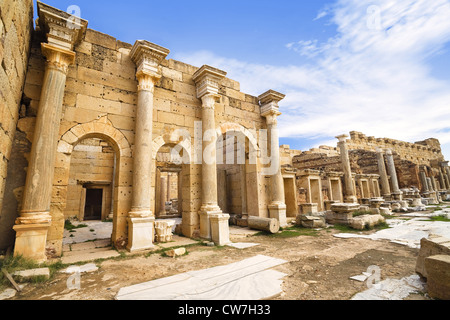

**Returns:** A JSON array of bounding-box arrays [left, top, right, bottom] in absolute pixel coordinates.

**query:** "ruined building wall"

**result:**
[[347, 131, 444, 166], [1, 18, 271, 249], [0, 0, 34, 251]]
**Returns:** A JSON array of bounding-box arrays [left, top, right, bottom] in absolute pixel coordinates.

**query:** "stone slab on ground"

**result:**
[[116, 255, 287, 300], [229, 226, 261, 237], [227, 242, 260, 249], [156, 235, 199, 249], [0, 288, 17, 300], [13, 268, 50, 280], [61, 248, 121, 264], [352, 275, 426, 300], [334, 218, 450, 248], [60, 263, 99, 274]]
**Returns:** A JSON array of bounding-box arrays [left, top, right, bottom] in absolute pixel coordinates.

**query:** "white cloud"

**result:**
[[174, 0, 450, 159]]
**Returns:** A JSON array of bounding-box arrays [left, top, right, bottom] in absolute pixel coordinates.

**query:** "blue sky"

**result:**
[[35, 0, 450, 160]]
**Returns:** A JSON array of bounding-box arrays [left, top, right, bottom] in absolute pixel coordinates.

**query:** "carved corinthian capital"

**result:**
[[131, 40, 170, 87], [192, 65, 227, 99]]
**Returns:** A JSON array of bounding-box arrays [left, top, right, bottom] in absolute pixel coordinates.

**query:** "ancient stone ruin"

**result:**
[[1, 1, 449, 266]]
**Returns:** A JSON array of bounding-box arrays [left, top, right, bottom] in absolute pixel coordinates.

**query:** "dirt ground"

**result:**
[[7, 226, 424, 301]]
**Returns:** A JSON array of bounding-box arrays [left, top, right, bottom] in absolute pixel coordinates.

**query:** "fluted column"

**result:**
[[386, 149, 402, 200], [336, 135, 357, 203], [193, 65, 230, 243], [13, 3, 87, 262], [376, 148, 391, 200], [127, 40, 169, 252], [259, 90, 287, 227]]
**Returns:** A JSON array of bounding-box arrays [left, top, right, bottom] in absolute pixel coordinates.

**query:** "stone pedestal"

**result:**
[[210, 213, 231, 246], [199, 205, 222, 240], [126, 217, 155, 252], [268, 203, 287, 228], [13, 224, 50, 263], [301, 203, 318, 215]]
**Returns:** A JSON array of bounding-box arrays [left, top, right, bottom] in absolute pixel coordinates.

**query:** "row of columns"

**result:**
[[336, 134, 404, 203], [13, 4, 288, 261]]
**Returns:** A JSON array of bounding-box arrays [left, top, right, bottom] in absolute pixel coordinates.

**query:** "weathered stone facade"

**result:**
[[285, 131, 450, 213], [0, 2, 288, 260], [0, 0, 34, 251]]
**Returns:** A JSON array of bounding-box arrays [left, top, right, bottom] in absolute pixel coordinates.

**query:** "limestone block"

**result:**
[[424, 255, 450, 300], [416, 236, 450, 278], [165, 247, 186, 258], [331, 203, 360, 213], [350, 214, 385, 230], [299, 215, 326, 229], [13, 268, 50, 281]]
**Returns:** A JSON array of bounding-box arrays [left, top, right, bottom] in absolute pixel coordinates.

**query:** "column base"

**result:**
[[13, 223, 50, 263], [126, 216, 155, 252], [392, 191, 403, 201], [210, 213, 231, 246], [268, 202, 288, 228], [199, 205, 222, 240], [344, 196, 358, 204]]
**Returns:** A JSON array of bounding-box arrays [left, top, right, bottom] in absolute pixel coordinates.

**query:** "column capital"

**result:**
[[37, 1, 88, 51], [131, 40, 170, 82], [259, 90, 285, 118], [336, 134, 349, 143], [385, 149, 393, 156], [41, 43, 76, 74], [193, 65, 227, 99]]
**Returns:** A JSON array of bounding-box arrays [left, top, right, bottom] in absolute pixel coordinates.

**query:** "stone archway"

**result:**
[[215, 123, 261, 218], [48, 119, 132, 255]]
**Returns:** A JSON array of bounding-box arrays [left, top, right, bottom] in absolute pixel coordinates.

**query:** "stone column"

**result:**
[[259, 90, 288, 227], [193, 65, 230, 242], [385, 149, 402, 200], [159, 176, 167, 217], [420, 171, 429, 192], [127, 40, 170, 252], [167, 173, 172, 202], [375, 148, 391, 200], [13, 3, 87, 262], [336, 135, 358, 203]]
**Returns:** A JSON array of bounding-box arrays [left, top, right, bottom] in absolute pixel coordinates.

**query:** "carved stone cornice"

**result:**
[[192, 65, 227, 99], [131, 40, 170, 82], [41, 43, 76, 74], [258, 90, 285, 119], [37, 1, 88, 51]]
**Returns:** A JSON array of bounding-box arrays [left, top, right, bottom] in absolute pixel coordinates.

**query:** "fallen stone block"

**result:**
[[350, 214, 385, 230], [165, 248, 186, 257], [424, 255, 450, 300], [416, 235, 450, 278], [13, 268, 50, 281], [300, 215, 325, 228], [61, 263, 98, 274]]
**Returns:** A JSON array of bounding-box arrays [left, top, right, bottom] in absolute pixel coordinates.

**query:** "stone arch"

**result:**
[[216, 122, 259, 154], [215, 122, 261, 217], [48, 120, 133, 256]]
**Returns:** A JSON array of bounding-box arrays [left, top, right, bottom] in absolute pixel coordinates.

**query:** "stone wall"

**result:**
[[1, 11, 271, 251], [0, 0, 34, 251]]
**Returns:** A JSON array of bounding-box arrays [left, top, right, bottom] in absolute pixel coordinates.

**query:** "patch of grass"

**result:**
[[64, 219, 88, 232], [428, 215, 450, 222], [0, 255, 67, 288]]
